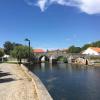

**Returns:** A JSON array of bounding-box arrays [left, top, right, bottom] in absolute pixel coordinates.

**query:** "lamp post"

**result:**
[[25, 38, 30, 65]]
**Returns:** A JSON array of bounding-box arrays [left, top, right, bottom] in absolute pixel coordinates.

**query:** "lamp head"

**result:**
[[25, 38, 30, 41]]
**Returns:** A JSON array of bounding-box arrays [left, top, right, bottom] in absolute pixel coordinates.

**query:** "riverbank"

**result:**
[[20, 64, 53, 100], [71, 62, 100, 67], [0, 63, 52, 100]]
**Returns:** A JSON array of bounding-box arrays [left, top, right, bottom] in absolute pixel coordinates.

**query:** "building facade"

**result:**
[[82, 47, 100, 55]]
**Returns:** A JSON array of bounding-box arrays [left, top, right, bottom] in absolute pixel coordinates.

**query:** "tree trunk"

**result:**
[[19, 59, 21, 64]]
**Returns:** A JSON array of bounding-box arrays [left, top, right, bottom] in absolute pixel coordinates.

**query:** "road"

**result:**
[[0, 63, 38, 100]]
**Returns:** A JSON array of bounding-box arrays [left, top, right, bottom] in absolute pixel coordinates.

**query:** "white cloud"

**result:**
[[24, 0, 34, 6], [50, 0, 70, 5], [36, 0, 74, 11], [36, 0, 48, 12], [25, 0, 100, 14], [78, 0, 100, 14]]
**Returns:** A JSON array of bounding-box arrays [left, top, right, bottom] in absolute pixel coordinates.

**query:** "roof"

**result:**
[[33, 49, 46, 53], [89, 47, 100, 53]]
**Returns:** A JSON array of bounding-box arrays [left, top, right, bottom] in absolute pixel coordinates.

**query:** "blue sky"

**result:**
[[0, 0, 100, 49]]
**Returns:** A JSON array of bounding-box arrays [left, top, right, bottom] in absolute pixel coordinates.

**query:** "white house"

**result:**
[[82, 47, 100, 55], [3, 54, 10, 58]]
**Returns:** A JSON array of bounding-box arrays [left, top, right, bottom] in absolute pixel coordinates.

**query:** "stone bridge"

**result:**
[[34, 52, 89, 63]]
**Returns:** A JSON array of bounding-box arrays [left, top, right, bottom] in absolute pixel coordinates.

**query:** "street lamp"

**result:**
[[25, 38, 30, 65]]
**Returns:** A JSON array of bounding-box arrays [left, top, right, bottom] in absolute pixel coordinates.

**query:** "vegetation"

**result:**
[[81, 44, 92, 50], [11, 45, 33, 64], [81, 41, 100, 50], [3, 41, 22, 55], [90, 56, 100, 60], [67, 45, 81, 53], [3, 41, 14, 55], [57, 56, 68, 63], [91, 41, 100, 47], [0, 49, 4, 57], [67, 41, 100, 53], [57, 56, 64, 61]]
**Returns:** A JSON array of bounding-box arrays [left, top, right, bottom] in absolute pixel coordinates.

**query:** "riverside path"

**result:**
[[0, 63, 38, 100]]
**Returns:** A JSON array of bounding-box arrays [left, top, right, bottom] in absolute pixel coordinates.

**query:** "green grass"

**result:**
[[90, 56, 100, 60], [3, 61, 18, 64]]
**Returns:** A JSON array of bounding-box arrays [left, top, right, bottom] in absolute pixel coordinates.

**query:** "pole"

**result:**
[[28, 40, 31, 69], [24, 38, 31, 68]]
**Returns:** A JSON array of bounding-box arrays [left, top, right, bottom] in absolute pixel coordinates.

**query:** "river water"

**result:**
[[30, 63, 100, 100]]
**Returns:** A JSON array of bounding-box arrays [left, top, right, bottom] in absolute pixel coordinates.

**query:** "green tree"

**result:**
[[13, 42, 22, 47], [11, 45, 33, 64], [81, 41, 100, 51], [91, 41, 100, 47], [3, 41, 14, 55], [68, 45, 81, 53], [81, 44, 92, 51], [3, 41, 23, 55], [0, 49, 4, 57]]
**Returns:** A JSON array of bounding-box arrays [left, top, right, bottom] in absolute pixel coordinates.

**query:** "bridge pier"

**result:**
[[49, 56, 53, 64]]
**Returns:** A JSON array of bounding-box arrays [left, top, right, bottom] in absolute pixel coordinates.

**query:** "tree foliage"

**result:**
[[91, 41, 100, 47], [68, 41, 100, 53], [3, 41, 14, 55], [11, 45, 33, 63], [68, 45, 81, 53], [81, 41, 100, 51], [0, 49, 4, 57], [81, 44, 92, 50], [3, 41, 22, 55]]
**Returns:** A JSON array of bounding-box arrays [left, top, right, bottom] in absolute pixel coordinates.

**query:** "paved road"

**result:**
[[0, 63, 38, 100]]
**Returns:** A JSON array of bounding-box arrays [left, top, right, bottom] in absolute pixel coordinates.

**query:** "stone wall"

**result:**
[[20, 64, 53, 100]]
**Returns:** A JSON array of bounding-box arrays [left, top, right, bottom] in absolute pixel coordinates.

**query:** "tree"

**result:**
[[81, 41, 100, 51], [68, 45, 81, 53], [81, 44, 91, 51], [3, 41, 23, 55], [91, 41, 100, 47], [13, 42, 22, 47], [11, 45, 33, 64], [0, 49, 4, 57], [3, 41, 14, 55]]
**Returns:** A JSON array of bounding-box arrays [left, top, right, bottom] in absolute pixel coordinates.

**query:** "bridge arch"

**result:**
[[39, 55, 49, 62], [57, 56, 68, 63]]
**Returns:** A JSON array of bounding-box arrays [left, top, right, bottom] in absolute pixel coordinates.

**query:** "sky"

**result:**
[[0, 0, 100, 50]]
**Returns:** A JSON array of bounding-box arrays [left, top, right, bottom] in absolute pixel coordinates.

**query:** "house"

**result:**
[[33, 49, 46, 54], [3, 54, 10, 58], [82, 47, 100, 55]]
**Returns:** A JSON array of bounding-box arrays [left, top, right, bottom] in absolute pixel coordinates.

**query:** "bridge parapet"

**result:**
[[34, 52, 89, 63]]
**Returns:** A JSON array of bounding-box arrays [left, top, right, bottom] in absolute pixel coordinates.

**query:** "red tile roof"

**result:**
[[89, 47, 100, 53], [33, 49, 46, 53]]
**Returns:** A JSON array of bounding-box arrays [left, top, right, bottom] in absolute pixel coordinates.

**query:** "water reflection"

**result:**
[[46, 77, 57, 83], [49, 63, 53, 71], [40, 63, 45, 72], [30, 63, 100, 100]]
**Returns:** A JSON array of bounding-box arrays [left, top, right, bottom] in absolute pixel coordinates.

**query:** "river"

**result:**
[[29, 63, 100, 100]]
